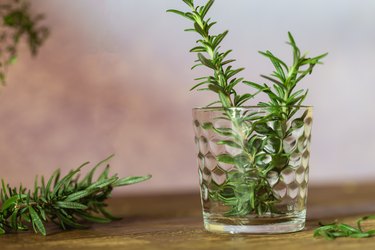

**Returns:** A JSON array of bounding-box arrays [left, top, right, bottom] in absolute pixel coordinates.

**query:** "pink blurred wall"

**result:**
[[0, 0, 200, 194], [0, 0, 375, 194]]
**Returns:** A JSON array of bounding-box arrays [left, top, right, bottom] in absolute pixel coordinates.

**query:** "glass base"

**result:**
[[203, 212, 306, 234]]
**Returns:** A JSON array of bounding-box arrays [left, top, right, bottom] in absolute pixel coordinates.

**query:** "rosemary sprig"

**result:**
[[0, 0, 49, 84], [246, 32, 327, 121], [314, 216, 375, 240], [0, 155, 151, 236], [167, 0, 255, 108]]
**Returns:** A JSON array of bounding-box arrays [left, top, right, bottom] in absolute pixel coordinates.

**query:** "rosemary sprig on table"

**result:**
[[0, 0, 49, 84], [314, 216, 375, 240], [0, 155, 151, 236], [168, 0, 326, 217]]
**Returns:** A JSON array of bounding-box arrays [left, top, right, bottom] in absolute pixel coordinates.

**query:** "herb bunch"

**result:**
[[314, 216, 375, 240], [0, 155, 151, 236], [169, 0, 326, 218], [0, 0, 49, 84]]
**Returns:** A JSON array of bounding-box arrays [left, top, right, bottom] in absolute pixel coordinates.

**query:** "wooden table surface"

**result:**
[[1, 183, 375, 250]]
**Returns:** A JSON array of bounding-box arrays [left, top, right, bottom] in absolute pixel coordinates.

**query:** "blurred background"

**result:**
[[0, 0, 374, 194]]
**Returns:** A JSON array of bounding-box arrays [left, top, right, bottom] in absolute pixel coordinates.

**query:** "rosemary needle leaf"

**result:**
[[65, 190, 93, 202], [10, 209, 19, 228], [56, 201, 88, 210], [200, 0, 215, 18], [216, 154, 235, 164], [75, 211, 112, 224], [1, 194, 25, 212], [29, 206, 46, 236], [166, 9, 193, 21], [113, 175, 152, 187], [86, 177, 117, 190], [98, 207, 122, 221]]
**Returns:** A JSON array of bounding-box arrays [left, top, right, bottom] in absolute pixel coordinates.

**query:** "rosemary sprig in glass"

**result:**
[[168, 0, 327, 217], [0, 155, 151, 236]]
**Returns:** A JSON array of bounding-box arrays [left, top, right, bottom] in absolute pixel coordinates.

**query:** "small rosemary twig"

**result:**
[[314, 216, 375, 240]]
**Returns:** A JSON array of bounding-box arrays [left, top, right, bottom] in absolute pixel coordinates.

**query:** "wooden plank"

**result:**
[[0, 183, 375, 250]]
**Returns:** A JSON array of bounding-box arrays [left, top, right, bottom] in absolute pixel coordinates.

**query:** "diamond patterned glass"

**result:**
[[193, 106, 313, 233]]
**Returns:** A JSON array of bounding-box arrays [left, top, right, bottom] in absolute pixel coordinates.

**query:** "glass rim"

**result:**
[[193, 105, 313, 112]]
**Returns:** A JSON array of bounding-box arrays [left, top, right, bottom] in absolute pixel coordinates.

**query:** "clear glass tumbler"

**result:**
[[192, 106, 313, 234]]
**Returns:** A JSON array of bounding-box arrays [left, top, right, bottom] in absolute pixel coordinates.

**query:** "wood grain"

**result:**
[[1, 183, 375, 250]]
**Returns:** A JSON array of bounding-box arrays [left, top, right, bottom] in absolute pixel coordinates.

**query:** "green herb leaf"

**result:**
[[29, 206, 46, 236], [56, 201, 88, 210], [217, 154, 235, 164], [65, 190, 93, 202], [217, 140, 241, 149], [1, 194, 26, 212], [113, 175, 152, 187]]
